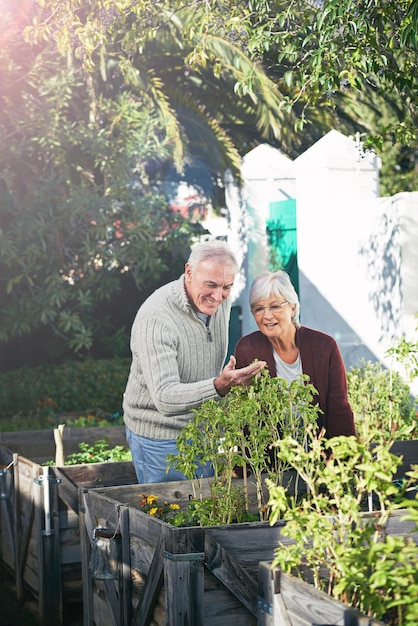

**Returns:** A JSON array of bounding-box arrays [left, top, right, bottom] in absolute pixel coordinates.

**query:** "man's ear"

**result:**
[[184, 263, 192, 281]]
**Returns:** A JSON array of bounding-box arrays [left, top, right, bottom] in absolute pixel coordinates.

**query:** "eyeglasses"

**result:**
[[252, 302, 289, 316]]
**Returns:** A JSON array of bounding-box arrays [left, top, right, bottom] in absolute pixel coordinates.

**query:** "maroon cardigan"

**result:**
[[234, 326, 356, 437]]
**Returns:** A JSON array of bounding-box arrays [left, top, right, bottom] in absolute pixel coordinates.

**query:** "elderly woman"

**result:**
[[234, 271, 356, 438]]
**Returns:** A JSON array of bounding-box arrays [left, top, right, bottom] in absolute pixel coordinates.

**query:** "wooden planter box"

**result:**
[[79, 478, 418, 626], [0, 429, 137, 626], [258, 563, 387, 626], [389, 439, 418, 484], [0, 424, 127, 465], [80, 479, 284, 626], [0, 446, 17, 582]]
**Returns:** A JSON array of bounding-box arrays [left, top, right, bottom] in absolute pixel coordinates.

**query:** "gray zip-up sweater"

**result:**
[[123, 276, 230, 439]]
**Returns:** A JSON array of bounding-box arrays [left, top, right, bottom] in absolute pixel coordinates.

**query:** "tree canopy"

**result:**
[[0, 0, 293, 368], [245, 0, 417, 147]]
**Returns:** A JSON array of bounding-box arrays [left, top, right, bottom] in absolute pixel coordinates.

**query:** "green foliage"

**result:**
[[0, 41, 195, 358], [63, 438, 131, 465], [0, 358, 130, 419], [267, 431, 418, 625], [23, 0, 292, 149], [168, 370, 320, 525], [246, 0, 417, 135], [0, 411, 124, 434], [347, 360, 418, 441], [386, 334, 418, 384], [243, 0, 418, 186], [267, 331, 418, 623], [0, 0, 301, 365]]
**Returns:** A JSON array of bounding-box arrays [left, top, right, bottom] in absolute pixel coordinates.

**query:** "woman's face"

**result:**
[[251, 296, 296, 338]]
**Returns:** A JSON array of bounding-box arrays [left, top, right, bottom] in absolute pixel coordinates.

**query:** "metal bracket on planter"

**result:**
[[257, 597, 273, 615], [33, 477, 61, 485], [163, 551, 205, 562], [33, 474, 61, 537]]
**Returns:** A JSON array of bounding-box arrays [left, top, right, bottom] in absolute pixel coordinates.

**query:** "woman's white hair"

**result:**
[[249, 270, 301, 328]]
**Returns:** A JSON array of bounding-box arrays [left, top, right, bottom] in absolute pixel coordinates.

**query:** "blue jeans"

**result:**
[[126, 427, 214, 484]]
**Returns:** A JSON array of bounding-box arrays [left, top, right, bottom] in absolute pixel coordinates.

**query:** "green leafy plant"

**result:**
[[347, 359, 417, 442], [267, 428, 418, 626], [61, 438, 131, 465], [386, 333, 418, 384], [168, 370, 320, 525]]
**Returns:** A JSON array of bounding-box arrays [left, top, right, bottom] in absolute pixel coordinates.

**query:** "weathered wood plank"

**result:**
[[203, 580, 257, 626], [131, 532, 164, 626], [205, 520, 292, 563], [0, 449, 14, 584], [362, 508, 418, 542], [120, 505, 132, 626], [55, 461, 137, 496], [278, 570, 387, 626], [164, 525, 205, 626], [164, 558, 204, 626], [79, 488, 94, 626], [258, 562, 291, 626], [0, 461, 15, 568], [388, 440, 418, 479], [93, 476, 265, 515], [80, 477, 416, 626], [18, 465, 37, 586], [54, 467, 81, 514], [103, 577, 121, 626], [205, 532, 258, 616]]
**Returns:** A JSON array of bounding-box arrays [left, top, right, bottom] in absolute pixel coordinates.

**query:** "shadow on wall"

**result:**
[[358, 209, 401, 345], [299, 271, 378, 371]]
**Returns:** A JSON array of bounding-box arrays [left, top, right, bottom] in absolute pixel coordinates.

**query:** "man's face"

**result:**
[[184, 259, 236, 315]]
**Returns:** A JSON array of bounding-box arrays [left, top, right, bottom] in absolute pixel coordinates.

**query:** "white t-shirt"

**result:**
[[273, 350, 302, 383]]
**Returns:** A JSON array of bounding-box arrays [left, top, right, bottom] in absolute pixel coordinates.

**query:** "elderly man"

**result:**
[[123, 240, 265, 483]]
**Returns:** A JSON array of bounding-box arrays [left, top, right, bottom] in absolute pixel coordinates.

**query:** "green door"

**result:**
[[267, 198, 299, 295], [227, 305, 242, 360]]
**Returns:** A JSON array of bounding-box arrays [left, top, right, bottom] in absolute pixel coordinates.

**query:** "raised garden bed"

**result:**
[[0, 426, 136, 626], [80, 478, 285, 626], [79, 478, 417, 626]]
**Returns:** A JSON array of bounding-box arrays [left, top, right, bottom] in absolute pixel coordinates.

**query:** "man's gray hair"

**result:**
[[188, 240, 239, 273]]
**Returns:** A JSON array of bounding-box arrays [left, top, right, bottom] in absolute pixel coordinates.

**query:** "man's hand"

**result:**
[[213, 356, 266, 397]]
